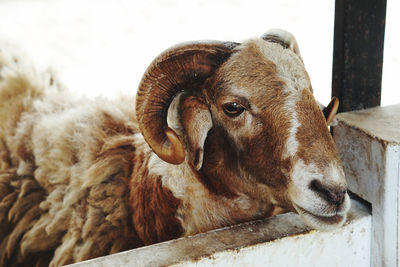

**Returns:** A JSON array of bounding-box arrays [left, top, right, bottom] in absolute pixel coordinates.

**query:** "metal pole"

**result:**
[[332, 0, 387, 113]]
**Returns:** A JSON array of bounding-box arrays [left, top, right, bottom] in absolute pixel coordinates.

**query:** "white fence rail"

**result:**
[[68, 199, 370, 267]]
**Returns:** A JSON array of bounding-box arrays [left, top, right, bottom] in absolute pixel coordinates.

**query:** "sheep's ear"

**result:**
[[319, 97, 339, 125], [261, 29, 301, 57], [180, 96, 212, 171]]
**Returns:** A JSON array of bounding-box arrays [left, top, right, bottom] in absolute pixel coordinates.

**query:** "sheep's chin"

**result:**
[[294, 204, 347, 231]]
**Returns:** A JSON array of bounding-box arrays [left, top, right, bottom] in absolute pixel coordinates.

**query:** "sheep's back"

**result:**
[[0, 40, 144, 266]]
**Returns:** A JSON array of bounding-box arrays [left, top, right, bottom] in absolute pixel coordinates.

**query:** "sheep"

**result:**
[[0, 29, 350, 266]]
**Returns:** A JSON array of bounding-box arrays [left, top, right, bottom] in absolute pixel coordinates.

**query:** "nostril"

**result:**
[[326, 190, 346, 205], [310, 180, 346, 206]]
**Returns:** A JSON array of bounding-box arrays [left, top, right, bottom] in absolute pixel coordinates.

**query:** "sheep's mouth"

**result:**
[[295, 205, 345, 225]]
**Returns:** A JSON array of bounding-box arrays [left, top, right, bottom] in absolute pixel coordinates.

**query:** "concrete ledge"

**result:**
[[333, 104, 400, 267], [68, 199, 370, 267]]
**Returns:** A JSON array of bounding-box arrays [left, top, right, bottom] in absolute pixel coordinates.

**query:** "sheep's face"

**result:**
[[137, 30, 351, 231], [198, 38, 350, 230]]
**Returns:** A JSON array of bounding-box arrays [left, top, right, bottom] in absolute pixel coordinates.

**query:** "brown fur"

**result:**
[[129, 150, 183, 245], [196, 125, 240, 198], [0, 150, 47, 267], [295, 89, 341, 168], [202, 40, 295, 208]]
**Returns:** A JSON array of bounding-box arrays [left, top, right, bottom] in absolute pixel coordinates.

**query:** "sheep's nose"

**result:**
[[310, 180, 346, 206]]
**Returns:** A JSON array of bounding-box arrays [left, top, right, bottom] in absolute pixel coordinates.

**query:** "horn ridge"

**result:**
[[136, 41, 234, 164]]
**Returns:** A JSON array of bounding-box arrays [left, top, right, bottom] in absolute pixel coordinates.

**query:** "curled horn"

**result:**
[[136, 41, 236, 164], [323, 97, 339, 125]]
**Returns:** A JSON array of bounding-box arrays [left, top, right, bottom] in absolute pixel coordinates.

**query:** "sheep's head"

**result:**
[[136, 29, 350, 231]]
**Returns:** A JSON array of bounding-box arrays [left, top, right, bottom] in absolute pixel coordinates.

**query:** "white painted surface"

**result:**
[[333, 104, 400, 267], [68, 199, 371, 267]]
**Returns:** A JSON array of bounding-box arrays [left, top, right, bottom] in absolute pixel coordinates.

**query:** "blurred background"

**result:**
[[0, 0, 398, 106]]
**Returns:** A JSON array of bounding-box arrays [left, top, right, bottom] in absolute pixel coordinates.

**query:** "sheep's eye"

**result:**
[[223, 102, 245, 117]]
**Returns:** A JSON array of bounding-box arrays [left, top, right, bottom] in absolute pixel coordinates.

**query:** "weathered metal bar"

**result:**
[[332, 0, 387, 112]]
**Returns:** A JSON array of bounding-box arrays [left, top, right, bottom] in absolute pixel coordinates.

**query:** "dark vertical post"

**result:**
[[332, 0, 387, 113]]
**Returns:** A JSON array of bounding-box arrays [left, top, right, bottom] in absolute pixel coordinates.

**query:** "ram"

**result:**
[[0, 29, 350, 266]]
